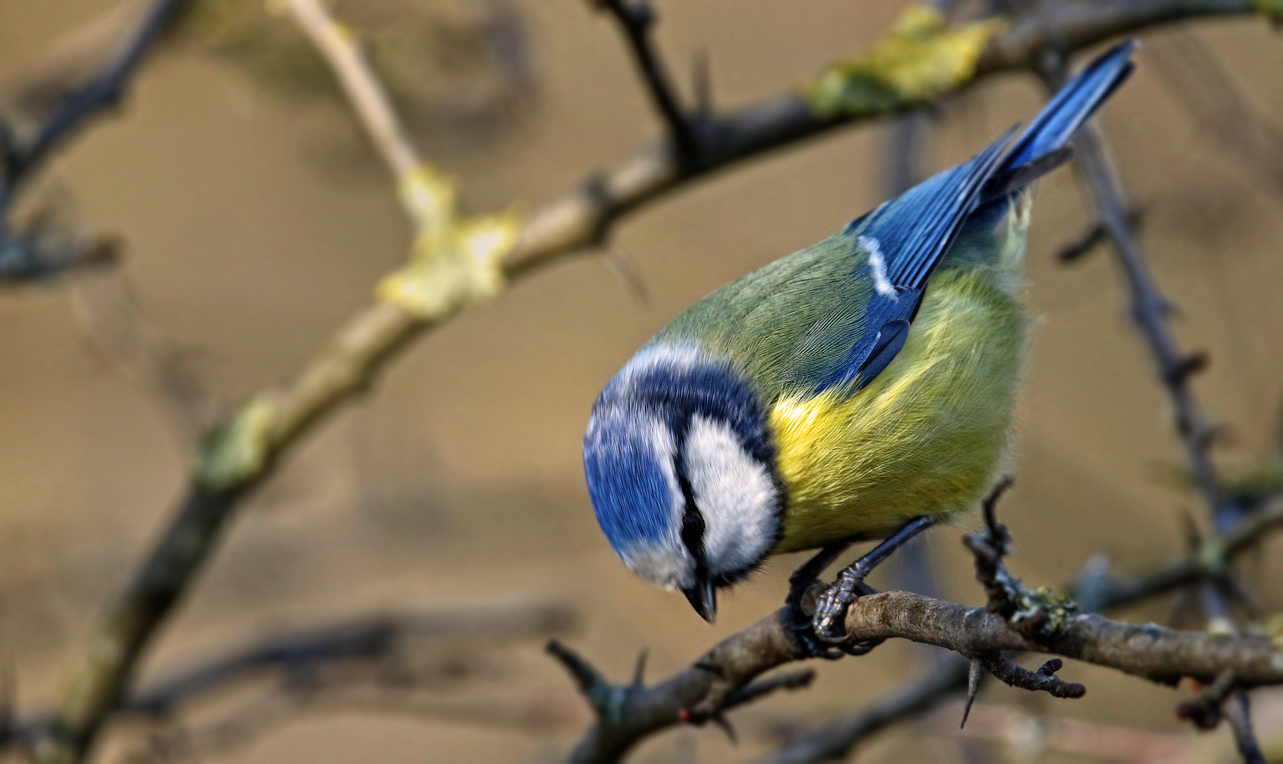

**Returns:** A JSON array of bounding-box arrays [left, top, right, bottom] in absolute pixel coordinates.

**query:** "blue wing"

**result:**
[[810, 41, 1136, 394], [813, 133, 1012, 391]]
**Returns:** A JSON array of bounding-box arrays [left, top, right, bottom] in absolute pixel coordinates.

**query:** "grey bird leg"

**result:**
[[812, 516, 937, 645], [786, 541, 852, 625], [785, 541, 863, 659]]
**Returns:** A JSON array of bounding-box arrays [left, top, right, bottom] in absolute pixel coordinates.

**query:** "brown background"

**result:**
[[1, 1, 1282, 762]]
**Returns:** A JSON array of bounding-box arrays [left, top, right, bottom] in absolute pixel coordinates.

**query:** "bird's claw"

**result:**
[[810, 574, 884, 656], [784, 574, 882, 659], [812, 577, 856, 643], [785, 605, 846, 660]]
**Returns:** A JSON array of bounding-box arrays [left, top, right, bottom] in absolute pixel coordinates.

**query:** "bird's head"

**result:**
[[583, 344, 786, 622]]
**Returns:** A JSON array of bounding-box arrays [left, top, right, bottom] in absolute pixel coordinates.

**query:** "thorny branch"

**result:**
[[740, 496, 1283, 764], [9, 1, 1279, 762], [550, 578, 1283, 764], [1038, 41, 1272, 757]]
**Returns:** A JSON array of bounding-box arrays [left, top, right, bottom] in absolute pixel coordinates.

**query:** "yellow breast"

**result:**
[[768, 267, 1029, 553]]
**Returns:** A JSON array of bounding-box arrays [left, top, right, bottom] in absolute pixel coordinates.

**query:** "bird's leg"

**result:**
[[786, 542, 851, 625], [812, 516, 937, 645], [785, 541, 846, 618], [784, 542, 853, 659]]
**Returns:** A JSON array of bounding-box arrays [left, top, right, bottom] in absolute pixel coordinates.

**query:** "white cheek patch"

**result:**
[[682, 416, 779, 576], [860, 235, 897, 298]]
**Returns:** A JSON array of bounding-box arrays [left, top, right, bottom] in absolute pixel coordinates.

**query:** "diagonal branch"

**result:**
[[0, 0, 191, 213], [6, 601, 574, 750], [1074, 498, 1283, 611], [1072, 119, 1223, 513], [0, 0, 190, 284], [278, 0, 421, 182], [1040, 44, 1268, 758], [505, 0, 1271, 278], [755, 660, 970, 764]]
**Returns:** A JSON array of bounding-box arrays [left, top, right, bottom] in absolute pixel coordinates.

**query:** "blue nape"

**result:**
[[602, 346, 777, 471]]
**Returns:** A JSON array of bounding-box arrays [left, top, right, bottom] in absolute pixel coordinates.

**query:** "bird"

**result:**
[[582, 42, 1137, 637]]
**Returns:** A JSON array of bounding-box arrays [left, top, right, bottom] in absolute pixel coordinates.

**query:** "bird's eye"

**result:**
[[681, 503, 704, 550], [675, 464, 706, 556]]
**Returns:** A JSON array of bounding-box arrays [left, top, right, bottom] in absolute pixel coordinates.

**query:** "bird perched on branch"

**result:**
[[583, 42, 1136, 644]]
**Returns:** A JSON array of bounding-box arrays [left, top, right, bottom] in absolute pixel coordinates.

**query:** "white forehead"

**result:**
[[682, 415, 779, 578]]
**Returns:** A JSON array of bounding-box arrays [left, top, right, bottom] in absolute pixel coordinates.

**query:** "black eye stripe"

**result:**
[[673, 441, 708, 572]]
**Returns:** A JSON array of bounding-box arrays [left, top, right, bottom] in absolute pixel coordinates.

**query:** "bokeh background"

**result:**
[[1, 1, 1282, 762]]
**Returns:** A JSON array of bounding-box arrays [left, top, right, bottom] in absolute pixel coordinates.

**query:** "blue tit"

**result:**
[[583, 42, 1136, 623]]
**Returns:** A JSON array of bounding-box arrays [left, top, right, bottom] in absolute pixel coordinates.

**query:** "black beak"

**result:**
[[683, 576, 717, 623]]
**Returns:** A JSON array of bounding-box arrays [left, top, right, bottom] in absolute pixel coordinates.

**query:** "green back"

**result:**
[[650, 228, 873, 399]]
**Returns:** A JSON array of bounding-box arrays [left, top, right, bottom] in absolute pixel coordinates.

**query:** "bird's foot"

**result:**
[[784, 602, 850, 660], [810, 571, 882, 655], [784, 542, 854, 659], [801, 516, 938, 655], [813, 569, 859, 643]]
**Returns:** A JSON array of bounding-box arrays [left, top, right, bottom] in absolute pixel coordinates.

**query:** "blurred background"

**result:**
[[1, 1, 1282, 762]]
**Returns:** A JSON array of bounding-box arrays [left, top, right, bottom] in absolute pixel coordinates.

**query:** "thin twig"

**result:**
[[974, 655, 1085, 699], [1224, 691, 1268, 764], [0, 0, 188, 284], [1055, 205, 1145, 262], [8, 601, 574, 753], [279, 0, 421, 181], [0, 0, 191, 214], [756, 660, 969, 764], [1074, 498, 1283, 612], [595, 0, 699, 166], [1072, 118, 1223, 513]]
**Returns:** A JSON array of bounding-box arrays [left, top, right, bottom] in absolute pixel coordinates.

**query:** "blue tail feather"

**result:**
[[999, 40, 1137, 176]]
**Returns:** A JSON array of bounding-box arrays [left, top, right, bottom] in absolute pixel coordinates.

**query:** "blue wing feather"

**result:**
[[1000, 40, 1135, 176], [856, 132, 1013, 292], [814, 41, 1136, 394]]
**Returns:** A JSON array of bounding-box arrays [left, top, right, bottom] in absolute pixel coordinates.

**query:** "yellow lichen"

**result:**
[[377, 205, 521, 320], [397, 164, 458, 235], [197, 396, 277, 489], [804, 7, 1006, 119]]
